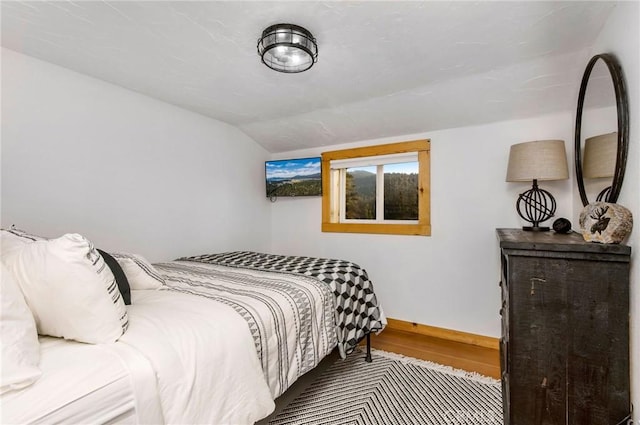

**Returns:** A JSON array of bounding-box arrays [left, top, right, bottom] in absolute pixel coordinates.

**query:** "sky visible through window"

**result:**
[[348, 162, 418, 174]]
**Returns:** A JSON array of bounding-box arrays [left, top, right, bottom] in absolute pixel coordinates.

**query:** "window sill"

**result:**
[[322, 222, 431, 236]]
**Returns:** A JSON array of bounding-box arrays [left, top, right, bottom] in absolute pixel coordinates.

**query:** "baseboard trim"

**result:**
[[385, 318, 499, 350]]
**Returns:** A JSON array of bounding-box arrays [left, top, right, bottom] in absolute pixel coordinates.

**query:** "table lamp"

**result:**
[[506, 140, 569, 231]]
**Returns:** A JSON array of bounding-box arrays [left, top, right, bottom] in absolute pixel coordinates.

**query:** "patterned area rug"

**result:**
[[268, 348, 502, 425]]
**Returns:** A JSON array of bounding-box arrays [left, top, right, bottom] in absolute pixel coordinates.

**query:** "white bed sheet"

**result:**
[[0, 335, 159, 425], [120, 289, 275, 425], [1, 290, 275, 425]]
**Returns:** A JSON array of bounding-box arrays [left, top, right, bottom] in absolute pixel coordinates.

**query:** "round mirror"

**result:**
[[575, 53, 629, 206]]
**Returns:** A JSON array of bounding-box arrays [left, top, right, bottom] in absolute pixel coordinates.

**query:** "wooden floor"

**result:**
[[366, 327, 501, 379]]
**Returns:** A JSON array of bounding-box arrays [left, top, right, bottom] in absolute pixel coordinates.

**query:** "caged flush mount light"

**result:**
[[257, 23, 318, 73]]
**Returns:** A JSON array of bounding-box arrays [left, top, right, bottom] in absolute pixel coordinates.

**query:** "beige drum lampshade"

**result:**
[[583, 132, 617, 179], [506, 140, 569, 182]]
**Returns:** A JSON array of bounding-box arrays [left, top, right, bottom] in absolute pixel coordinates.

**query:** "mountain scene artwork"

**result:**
[[266, 157, 322, 197]]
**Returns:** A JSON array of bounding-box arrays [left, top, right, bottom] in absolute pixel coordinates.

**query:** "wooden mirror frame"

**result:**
[[575, 53, 629, 206]]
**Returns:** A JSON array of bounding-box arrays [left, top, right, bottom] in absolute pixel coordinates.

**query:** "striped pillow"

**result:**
[[111, 252, 165, 290], [5, 234, 129, 344]]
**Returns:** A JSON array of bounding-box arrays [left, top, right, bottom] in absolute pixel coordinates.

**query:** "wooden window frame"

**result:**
[[321, 139, 431, 236]]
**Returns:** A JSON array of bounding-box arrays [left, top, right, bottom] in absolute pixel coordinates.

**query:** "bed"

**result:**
[[1, 233, 386, 425]]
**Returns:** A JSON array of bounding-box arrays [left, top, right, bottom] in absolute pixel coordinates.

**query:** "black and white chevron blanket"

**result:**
[[178, 251, 386, 357]]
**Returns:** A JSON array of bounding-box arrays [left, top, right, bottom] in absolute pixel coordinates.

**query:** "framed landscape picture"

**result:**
[[265, 157, 322, 198]]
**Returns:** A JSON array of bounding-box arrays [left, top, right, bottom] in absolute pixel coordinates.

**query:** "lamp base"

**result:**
[[522, 226, 550, 232], [515, 179, 557, 233]]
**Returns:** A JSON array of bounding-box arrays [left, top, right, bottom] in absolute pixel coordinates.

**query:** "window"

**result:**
[[322, 139, 430, 235]]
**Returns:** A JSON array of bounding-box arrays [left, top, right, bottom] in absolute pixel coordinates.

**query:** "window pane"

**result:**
[[384, 162, 419, 220], [345, 166, 376, 219]]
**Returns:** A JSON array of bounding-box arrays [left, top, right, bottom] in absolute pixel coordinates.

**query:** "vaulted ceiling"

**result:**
[[1, 1, 615, 152]]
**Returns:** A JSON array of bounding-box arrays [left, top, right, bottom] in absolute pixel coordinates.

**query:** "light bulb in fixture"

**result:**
[[257, 23, 318, 73]]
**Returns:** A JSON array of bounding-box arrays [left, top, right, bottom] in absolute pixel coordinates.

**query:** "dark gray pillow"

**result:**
[[98, 249, 131, 305]]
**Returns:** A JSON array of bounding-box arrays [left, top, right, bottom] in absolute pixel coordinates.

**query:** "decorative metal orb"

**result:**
[[515, 180, 557, 231]]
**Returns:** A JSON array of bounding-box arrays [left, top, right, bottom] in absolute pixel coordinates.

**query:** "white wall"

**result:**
[[585, 1, 640, 417], [1, 48, 272, 261], [270, 112, 575, 338]]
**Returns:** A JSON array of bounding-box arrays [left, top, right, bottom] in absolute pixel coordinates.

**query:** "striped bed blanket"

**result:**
[[154, 260, 337, 398], [176, 251, 386, 358]]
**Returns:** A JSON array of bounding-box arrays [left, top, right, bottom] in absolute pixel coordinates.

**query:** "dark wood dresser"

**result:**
[[497, 229, 631, 425]]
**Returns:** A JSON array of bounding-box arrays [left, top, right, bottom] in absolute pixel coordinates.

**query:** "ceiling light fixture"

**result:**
[[257, 24, 318, 73]]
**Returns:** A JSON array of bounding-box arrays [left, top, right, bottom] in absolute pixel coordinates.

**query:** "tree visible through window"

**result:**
[[321, 140, 430, 236], [345, 166, 376, 219], [384, 162, 419, 220]]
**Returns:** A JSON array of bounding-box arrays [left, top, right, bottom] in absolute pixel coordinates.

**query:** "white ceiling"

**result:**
[[1, 1, 615, 152]]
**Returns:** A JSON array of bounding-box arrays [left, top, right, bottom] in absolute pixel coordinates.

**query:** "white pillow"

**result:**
[[111, 252, 165, 290], [0, 263, 41, 394], [6, 233, 129, 344], [2, 227, 46, 242], [1, 227, 47, 267], [1, 230, 34, 266]]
